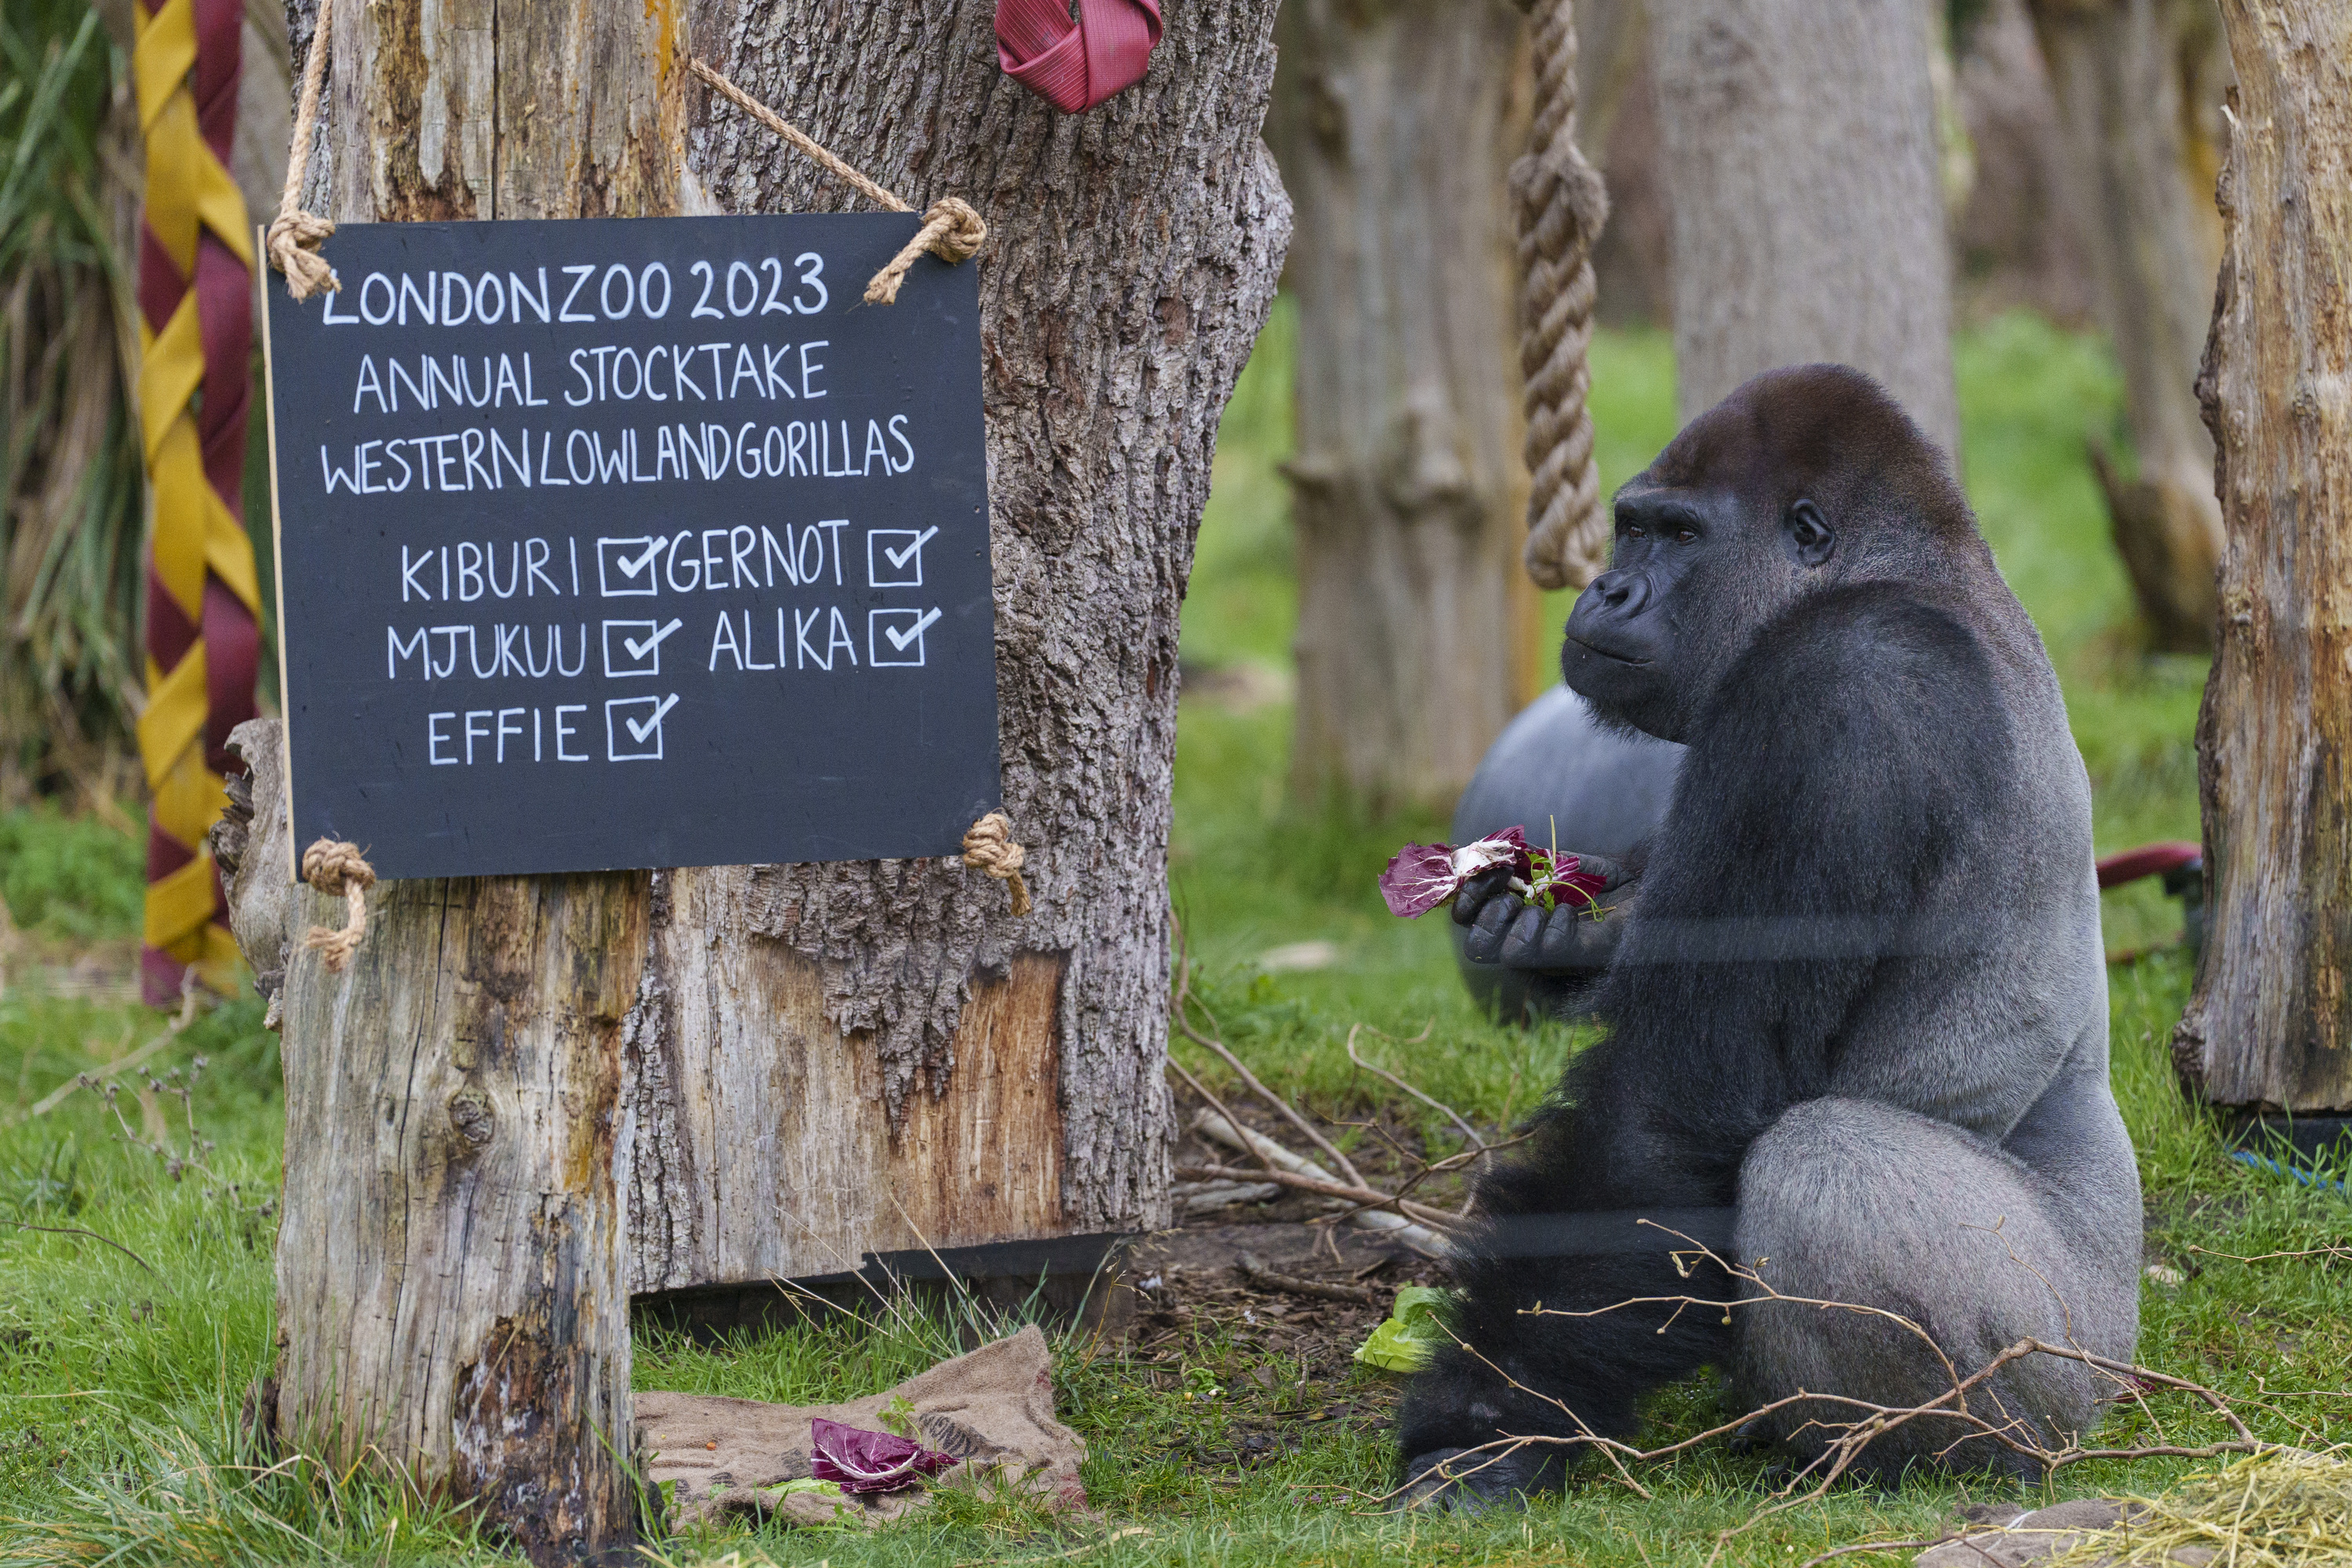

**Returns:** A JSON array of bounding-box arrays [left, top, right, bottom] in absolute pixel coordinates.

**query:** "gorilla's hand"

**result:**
[[1454, 854, 1634, 976], [1399, 1446, 1554, 1511]]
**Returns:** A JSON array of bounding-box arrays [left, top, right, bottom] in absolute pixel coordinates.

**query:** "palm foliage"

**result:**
[[0, 0, 144, 811]]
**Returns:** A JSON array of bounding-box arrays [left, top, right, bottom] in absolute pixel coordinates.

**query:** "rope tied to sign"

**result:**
[[301, 838, 374, 971], [962, 813, 1033, 917], [267, 0, 337, 301], [689, 60, 989, 307], [1511, 0, 1611, 590]]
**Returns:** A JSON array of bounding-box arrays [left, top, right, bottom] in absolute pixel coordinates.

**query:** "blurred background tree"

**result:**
[[1267, 0, 1535, 811], [2027, 0, 2232, 654]]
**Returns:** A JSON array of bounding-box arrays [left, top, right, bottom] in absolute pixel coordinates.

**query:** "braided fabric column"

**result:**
[[132, 0, 263, 1005], [1512, 0, 1611, 591], [996, 0, 1163, 114]]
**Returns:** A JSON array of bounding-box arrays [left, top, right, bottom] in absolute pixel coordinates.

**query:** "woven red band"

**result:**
[[996, 0, 1162, 114]]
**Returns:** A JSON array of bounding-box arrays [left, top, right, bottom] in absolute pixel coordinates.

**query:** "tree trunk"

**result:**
[[620, 2, 1288, 1290], [2030, 0, 2230, 653], [1649, 0, 1960, 457], [2171, 2, 2352, 1114], [246, 0, 1287, 1539], [1267, 0, 1531, 809], [253, 1, 688, 1559]]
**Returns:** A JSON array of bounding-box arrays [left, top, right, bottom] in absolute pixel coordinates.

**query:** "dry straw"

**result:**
[[2052, 1448, 2352, 1568]]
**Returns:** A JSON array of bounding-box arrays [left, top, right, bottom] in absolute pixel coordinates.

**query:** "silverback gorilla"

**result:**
[[1399, 365, 2141, 1503]]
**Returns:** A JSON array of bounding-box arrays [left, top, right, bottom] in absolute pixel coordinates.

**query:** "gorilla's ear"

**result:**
[[1785, 499, 1835, 567]]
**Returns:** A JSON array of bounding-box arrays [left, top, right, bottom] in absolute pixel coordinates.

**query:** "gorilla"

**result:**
[[1399, 365, 2142, 1502]]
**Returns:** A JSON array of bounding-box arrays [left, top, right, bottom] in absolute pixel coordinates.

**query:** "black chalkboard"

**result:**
[[260, 214, 998, 880]]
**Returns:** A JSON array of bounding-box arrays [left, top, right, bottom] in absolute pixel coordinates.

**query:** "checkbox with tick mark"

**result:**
[[597, 536, 666, 597], [601, 618, 682, 677], [604, 693, 678, 760], [866, 526, 939, 588], [869, 607, 942, 667]]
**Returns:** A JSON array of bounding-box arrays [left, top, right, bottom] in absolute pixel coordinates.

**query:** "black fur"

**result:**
[[1398, 366, 2139, 1505]]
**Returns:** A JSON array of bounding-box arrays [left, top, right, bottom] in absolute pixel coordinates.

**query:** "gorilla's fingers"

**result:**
[[1534, 906, 1588, 969], [1454, 866, 1516, 927], [1498, 904, 1550, 967], [1464, 894, 1523, 964], [1571, 852, 1632, 894]]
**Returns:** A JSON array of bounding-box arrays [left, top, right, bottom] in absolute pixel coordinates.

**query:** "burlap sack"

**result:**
[[636, 1325, 1088, 1528]]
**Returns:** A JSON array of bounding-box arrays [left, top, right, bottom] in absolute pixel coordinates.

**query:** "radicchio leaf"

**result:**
[[1378, 827, 1534, 917], [807, 1417, 958, 1494]]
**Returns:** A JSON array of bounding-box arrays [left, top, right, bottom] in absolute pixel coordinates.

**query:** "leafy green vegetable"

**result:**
[[1352, 1285, 1454, 1373]]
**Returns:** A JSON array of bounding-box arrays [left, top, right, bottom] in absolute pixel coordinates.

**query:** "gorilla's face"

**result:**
[[1559, 477, 1836, 743], [1559, 365, 1969, 744]]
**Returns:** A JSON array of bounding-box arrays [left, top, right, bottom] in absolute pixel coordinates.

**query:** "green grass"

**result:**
[[5, 314, 2347, 1566]]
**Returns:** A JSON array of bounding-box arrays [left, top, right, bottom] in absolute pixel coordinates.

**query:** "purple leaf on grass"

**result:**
[[808, 1417, 958, 1494]]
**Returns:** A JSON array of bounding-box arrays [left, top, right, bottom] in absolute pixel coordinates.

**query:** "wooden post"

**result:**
[[245, 1, 687, 1559], [2172, 2, 2352, 1115]]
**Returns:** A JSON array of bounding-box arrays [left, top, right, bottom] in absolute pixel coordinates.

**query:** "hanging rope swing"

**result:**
[[1512, 0, 1612, 591]]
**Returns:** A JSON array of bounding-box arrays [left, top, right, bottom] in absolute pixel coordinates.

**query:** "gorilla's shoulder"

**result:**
[[1738, 580, 2002, 715], [1690, 580, 2016, 813]]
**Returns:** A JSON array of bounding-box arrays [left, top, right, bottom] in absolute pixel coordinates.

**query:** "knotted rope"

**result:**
[[690, 60, 988, 305], [962, 813, 1033, 917], [300, 838, 374, 971], [267, 0, 337, 300], [1512, 0, 1611, 590]]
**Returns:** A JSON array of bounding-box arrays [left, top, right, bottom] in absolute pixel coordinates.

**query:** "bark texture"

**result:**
[[2030, 0, 2230, 652], [2172, 2, 2352, 1113], [262, 0, 690, 1558], [621, 2, 1289, 1287], [1265, 0, 1529, 808], [1648, 0, 1959, 456]]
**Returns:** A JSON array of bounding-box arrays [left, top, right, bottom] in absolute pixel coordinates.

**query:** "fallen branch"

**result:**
[[1187, 1101, 1456, 1247], [1235, 1250, 1381, 1305], [1178, 1160, 1462, 1236]]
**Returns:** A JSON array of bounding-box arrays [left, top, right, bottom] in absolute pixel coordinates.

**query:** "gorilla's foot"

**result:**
[[1399, 1446, 1552, 1512]]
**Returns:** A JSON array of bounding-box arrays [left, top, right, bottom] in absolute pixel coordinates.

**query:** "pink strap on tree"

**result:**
[[996, 0, 1163, 114]]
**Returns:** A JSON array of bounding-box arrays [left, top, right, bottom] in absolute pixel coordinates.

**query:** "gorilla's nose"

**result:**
[[1584, 568, 1650, 619]]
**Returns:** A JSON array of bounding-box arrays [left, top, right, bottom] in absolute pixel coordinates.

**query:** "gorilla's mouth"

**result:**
[[1565, 637, 1650, 668]]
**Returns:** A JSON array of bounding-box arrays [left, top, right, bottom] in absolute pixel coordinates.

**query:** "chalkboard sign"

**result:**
[[260, 215, 999, 880]]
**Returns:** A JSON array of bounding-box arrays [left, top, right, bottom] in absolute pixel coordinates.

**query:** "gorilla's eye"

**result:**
[[1624, 524, 1646, 539], [1673, 528, 1697, 544]]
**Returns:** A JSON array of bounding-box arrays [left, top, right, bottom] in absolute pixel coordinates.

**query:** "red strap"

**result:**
[[996, 0, 1162, 114], [2095, 841, 2201, 890]]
